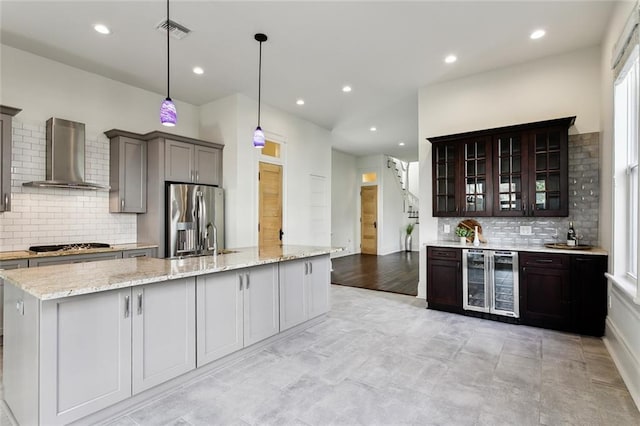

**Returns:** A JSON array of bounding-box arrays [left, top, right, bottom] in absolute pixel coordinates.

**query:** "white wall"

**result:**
[[0, 45, 200, 251], [418, 46, 602, 300], [199, 93, 332, 248], [421, 46, 601, 137], [600, 1, 640, 411], [331, 149, 358, 257], [382, 156, 408, 254]]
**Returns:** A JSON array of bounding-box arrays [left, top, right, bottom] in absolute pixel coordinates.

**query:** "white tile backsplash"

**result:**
[[0, 119, 137, 251]]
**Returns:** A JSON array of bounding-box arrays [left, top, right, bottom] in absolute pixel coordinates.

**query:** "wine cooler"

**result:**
[[462, 249, 519, 318]]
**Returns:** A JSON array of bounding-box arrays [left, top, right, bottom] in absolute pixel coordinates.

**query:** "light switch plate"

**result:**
[[520, 225, 533, 235], [444, 224, 451, 233]]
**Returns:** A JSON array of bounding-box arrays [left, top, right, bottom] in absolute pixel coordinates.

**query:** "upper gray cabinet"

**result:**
[[0, 105, 21, 212], [165, 139, 222, 186], [105, 131, 147, 213]]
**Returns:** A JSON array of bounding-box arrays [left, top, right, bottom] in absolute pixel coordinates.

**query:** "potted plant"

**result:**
[[405, 223, 415, 252], [455, 226, 472, 244]]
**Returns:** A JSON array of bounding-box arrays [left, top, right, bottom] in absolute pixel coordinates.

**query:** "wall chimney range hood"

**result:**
[[23, 118, 108, 190]]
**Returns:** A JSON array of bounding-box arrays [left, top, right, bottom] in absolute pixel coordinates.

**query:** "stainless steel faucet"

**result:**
[[206, 223, 218, 255]]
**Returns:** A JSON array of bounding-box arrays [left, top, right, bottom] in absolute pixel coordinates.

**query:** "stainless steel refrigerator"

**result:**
[[166, 183, 224, 258], [462, 249, 519, 318]]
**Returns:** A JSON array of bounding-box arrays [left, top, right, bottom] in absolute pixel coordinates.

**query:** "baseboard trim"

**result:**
[[604, 317, 640, 412]]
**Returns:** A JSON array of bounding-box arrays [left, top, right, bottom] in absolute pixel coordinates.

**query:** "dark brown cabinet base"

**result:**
[[426, 247, 462, 313], [426, 246, 608, 336]]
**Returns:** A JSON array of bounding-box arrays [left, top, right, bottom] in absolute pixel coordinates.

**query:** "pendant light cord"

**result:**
[[257, 40, 262, 126], [166, 0, 170, 99]]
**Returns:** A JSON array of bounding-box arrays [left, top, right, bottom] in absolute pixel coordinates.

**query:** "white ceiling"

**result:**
[[0, 1, 616, 161]]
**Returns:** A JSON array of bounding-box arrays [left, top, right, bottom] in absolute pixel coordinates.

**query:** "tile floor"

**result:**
[[3, 285, 640, 425]]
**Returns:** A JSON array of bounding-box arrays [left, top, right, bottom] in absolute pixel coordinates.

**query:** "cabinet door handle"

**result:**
[[124, 295, 130, 318], [246, 273, 250, 289], [522, 201, 526, 216], [530, 203, 535, 216], [309, 262, 313, 274], [535, 259, 553, 263], [457, 261, 460, 271], [137, 293, 143, 315], [121, 199, 125, 210], [239, 274, 243, 290], [196, 171, 199, 182], [4, 193, 8, 210], [304, 262, 308, 275]]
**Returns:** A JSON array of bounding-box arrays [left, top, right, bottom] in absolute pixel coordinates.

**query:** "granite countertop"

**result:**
[[0, 245, 340, 300], [0, 243, 159, 261], [425, 240, 608, 256]]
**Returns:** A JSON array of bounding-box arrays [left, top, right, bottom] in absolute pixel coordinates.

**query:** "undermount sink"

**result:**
[[544, 243, 593, 250]]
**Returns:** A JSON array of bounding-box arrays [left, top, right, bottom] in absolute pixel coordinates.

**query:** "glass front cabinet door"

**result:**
[[433, 142, 458, 216]]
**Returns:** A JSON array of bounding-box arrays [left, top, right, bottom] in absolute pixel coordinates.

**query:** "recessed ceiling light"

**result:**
[[398, 142, 405, 146], [193, 66, 204, 75], [370, 127, 377, 132], [444, 55, 457, 64], [94, 24, 111, 35], [342, 85, 352, 93], [296, 99, 305, 105], [530, 29, 546, 40]]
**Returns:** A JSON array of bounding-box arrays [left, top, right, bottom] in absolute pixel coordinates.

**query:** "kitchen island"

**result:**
[[1, 245, 337, 426]]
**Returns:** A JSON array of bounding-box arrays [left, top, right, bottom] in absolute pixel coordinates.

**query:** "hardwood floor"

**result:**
[[331, 251, 418, 296]]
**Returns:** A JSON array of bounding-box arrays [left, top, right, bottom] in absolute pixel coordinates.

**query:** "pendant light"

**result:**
[[253, 33, 268, 148], [160, 0, 177, 127]]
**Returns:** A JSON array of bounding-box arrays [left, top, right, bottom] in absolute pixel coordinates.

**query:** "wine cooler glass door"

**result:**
[[490, 251, 519, 318], [462, 249, 489, 312]]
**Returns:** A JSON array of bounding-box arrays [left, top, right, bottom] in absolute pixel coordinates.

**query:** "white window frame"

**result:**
[[610, 45, 640, 303]]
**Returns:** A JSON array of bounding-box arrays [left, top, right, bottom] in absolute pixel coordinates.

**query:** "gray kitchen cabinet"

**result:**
[[243, 263, 280, 346], [28, 251, 122, 267], [39, 288, 133, 425], [279, 255, 330, 331], [5, 277, 196, 425], [196, 269, 244, 366], [0, 258, 28, 336], [196, 263, 279, 367], [0, 105, 21, 212], [165, 139, 222, 186], [108, 134, 147, 213], [132, 277, 196, 394], [122, 247, 157, 258], [307, 255, 331, 319]]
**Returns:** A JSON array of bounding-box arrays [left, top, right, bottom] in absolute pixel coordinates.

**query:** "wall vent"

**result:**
[[156, 19, 191, 40]]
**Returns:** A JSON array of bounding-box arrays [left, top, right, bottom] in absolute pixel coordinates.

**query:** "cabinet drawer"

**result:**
[[427, 246, 461, 261], [519, 252, 569, 269]]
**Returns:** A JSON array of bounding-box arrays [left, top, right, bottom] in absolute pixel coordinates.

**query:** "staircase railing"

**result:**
[[386, 156, 419, 219]]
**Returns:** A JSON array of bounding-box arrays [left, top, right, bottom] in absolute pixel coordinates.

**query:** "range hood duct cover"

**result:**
[[23, 118, 108, 190]]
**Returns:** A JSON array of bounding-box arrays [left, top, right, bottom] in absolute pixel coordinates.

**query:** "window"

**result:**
[[612, 45, 639, 297]]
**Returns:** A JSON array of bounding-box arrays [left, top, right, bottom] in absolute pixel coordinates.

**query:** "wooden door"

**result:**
[[259, 162, 283, 247], [132, 278, 196, 394], [243, 264, 280, 346], [196, 270, 244, 367], [360, 185, 378, 254]]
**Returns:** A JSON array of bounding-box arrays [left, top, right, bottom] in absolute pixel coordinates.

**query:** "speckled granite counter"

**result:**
[[425, 240, 607, 256], [0, 245, 339, 300], [0, 243, 158, 261]]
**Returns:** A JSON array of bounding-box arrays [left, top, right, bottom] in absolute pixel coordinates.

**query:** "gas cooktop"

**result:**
[[28, 243, 111, 253]]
